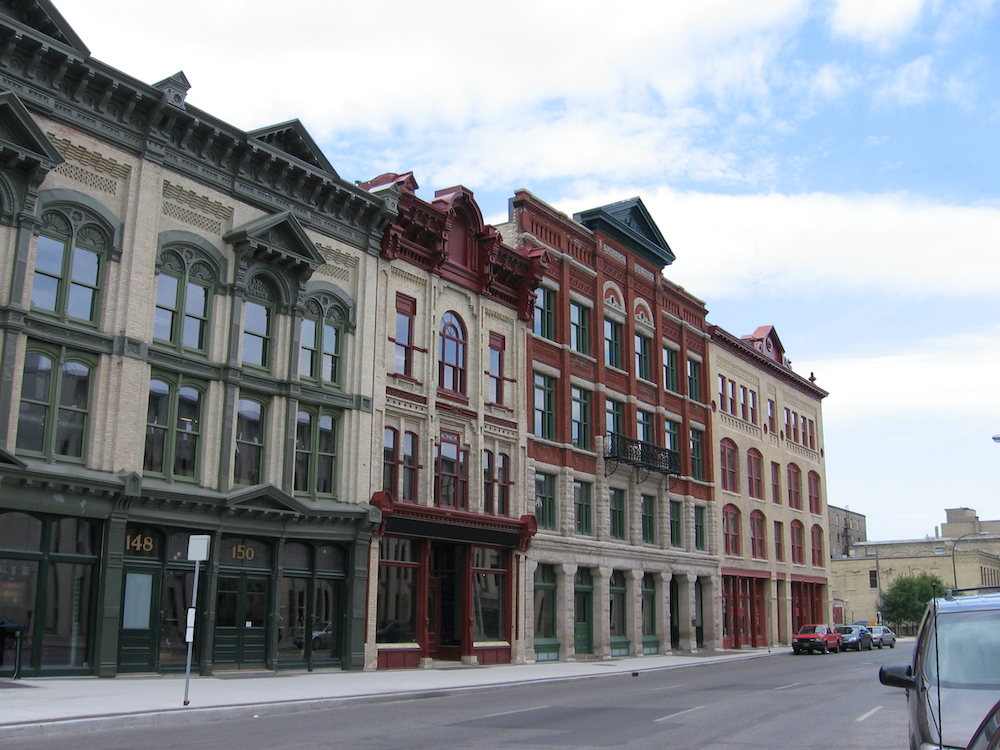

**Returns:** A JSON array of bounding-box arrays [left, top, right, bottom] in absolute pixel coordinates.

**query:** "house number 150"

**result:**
[[231, 544, 255, 561]]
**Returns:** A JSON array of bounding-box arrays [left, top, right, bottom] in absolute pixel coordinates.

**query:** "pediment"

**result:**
[[574, 197, 675, 267], [0, 91, 65, 170], [250, 120, 338, 177], [223, 484, 311, 514], [224, 211, 324, 274], [0, 0, 90, 55], [152, 71, 191, 110]]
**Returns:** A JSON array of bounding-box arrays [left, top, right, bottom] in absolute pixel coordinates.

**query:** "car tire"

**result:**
[[821, 642, 828, 654], [889, 641, 895, 648], [312, 636, 322, 649], [876, 641, 883, 649]]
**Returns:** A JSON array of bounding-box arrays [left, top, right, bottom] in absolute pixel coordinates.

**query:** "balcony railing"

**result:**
[[605, 433, 681, 476]]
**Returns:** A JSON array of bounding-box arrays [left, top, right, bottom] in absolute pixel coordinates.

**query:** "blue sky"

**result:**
[[56, 0, 1000, 541]]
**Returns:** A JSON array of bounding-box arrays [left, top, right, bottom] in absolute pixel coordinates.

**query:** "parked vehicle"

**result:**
[[968, 696, 1000, 750], [792, 624, 842, 654], [837, 625, 873, 651], [293, 622, 336, 650], [869, 625, 896, 649], [880, 587, 1000, 749]]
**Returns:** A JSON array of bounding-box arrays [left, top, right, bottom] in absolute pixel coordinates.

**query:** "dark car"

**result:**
[[869, 625, 896, 649], [792, 624, 842, 654], [880, 587, 1000, 749], [837, 625, 873, 651]]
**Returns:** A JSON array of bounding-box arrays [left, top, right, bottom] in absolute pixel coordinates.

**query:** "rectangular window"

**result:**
[[869, 570, 878, 589], [792, 412, 800, 443], [435, 431, 468, 509], [663, 347, 678, 392], [768, 399, 776, 433], [748, 390, 758, 424], [637, 409, 654, 444], [605, 398, 623, 437], [483, 449, 495, 514], [294, 409, 337, 497], [535, 473, 556, 530], [641, 494, 655, 544], [496, 453, 510, 516], [574, 480, 592, 535], [534, 286, 556, 339], [751, 513, 766, 559], [635, 334, 651, 380], [739, 386, 748, 420], [534, 564, 557, 642], [402, 432, 418, 502], [609, 488, 626, 540], [771, 461, 781, 504], [694, 505, 706, 550], [488, 333, 505, 405], [570, 302, 590, 355], [727, 380, 736, 414], [784, 408, 791, 439], [377, 537, 417, 644], [687, 358, 701, 401], [533, 372, 556, 440], [472, 547, 508, 641], [690, 428, 704, 481], [234, 398, 265, 485], [571, 387, 591, 450], [669, 500, 683, 547], [383, 427, 398, 494], [394, 294, 416, 376], [144, 376, 201, 479], [774, 521, 785, 562], [808, 419, 816, 449], [791, 524, 805, 564], [808, 472, 822, 514], [604, 319, 622, 369], [718, 374, 726, 411], [242, 300, 271, 368], [747, 451, 763, 499], [664, 419, 679, 452]]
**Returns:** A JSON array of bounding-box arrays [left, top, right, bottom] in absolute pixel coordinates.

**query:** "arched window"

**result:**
[[787, 463, 802, 509], [438, 312, 466, 393], [299, 291, 350, 387], [811, 524, 824, 567], [747, 449, 763, 499], [723, 504, 741, 556], [243, 276, 278, 369], [32, 204, 113, 325], [790, 520, 805, 564], [17, 347, 92, 460], [144, 375, 203, 479], [750, 510, 766, 559], [808, 471, 822, 514], [154, 243, 219, 352], [720, 439, 738, 492]]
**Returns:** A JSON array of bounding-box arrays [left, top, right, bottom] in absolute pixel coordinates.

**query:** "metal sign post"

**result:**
[[183, 535, 211, 707]]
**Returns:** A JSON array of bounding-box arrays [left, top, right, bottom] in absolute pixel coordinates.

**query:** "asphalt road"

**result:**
[[4, 643, 915, 750]]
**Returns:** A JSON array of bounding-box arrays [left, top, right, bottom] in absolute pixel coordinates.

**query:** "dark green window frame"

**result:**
[[604, 319, 622, 369], [533, 286, 556, 340], [294, 407, 339, 498], [31, 212, 109, 326], [637, 409, 654, 444], [534, 472, 557, 530], [690, 428, 704, 481], [694, 505, 707, 551], [605, 398, 623, 437], [641, 494, 655, 544], [533, 372, 556, 440], [574, 480, 592, 535], [16, 345, 93, 462], [234, 397, 267, 485], [144, 374, 203, 480], [687, 358, 702, 402], [635, 333, 652, 380], [669, 500, 683, 547], [609, 487, 626, 540], [663, 347, 678, 392], [571, 386, 591, 450], [154, 265, 212, 353], [299, 308, 342, 388], [570, 302, 590, 354]]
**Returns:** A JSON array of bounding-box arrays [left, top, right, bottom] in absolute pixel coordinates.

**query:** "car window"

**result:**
[[924, 610, 1000, 689], [799, 626, 819, 634]]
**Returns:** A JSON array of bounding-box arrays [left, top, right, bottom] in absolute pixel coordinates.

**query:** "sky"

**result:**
[[53, 0, 1000, 542]]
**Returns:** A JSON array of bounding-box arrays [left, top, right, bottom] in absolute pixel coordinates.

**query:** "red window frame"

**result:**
[[487, 332, 505, 406], [394, 293, 416, 377], [723, 504, 741, 556], [774, 521, 784, 562], [791, 520, 804, 564], [435, 431, 468, 509], [787, 464, 802, 510], [811, 525, 824, 567], [750, 510, 766, 559], [720, 440, 738, 492], [808, 471, 821, 514], [771, 461, 781, 504], [438, 312, 466, 394], [747, 449, 763, 499]]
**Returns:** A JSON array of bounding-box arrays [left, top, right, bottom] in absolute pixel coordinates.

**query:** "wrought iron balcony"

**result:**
[[604, 433, 681, 477]]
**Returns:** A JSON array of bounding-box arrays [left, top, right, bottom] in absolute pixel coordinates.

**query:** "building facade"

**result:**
[[828, 504, 868, 559], [709, 325, 831, 647], [498, 191, 718, 661], [362, 174, 544, 669], [0, 0, 390, 677]]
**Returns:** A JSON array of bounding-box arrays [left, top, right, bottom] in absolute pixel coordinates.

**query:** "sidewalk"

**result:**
[[0, 647, 780, 739]]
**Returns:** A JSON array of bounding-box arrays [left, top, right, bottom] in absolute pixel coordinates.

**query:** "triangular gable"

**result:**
[[153, 71, 191, 110], [0, 445, 27, 468], [0, 0, 90, 55], [741, 325, 787, 365], [224, 211, 325, 275], [250, 120, 338, 178], [223, 484, 312, 514], [0, 91, 65, 168], [574, 197, 675, 268]]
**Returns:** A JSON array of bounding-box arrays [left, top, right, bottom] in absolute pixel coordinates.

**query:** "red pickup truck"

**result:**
[[792, 624, 842, 654]]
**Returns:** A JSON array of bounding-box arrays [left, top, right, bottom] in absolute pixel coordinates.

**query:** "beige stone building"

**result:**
[[709, 325, 832, 647], [828, 504, 867, 559]]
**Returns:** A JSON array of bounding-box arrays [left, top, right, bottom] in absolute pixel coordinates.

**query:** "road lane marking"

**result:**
[[856, 706, 883, 722], [482, 705, 550, 719], [774, 683, 802, 690], [650, 684, 686, 691], [654, 706, 705, 722]]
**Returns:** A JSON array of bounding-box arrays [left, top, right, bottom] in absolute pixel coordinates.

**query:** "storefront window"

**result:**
[[472, 547, 507, 642], [377, 538, 417, 644]]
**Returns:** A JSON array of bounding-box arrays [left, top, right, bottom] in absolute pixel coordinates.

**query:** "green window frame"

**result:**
[[234, 397, 266, 485], [299, 302, 343, 387], [31, 210, 110, 325], [605, 398, 623, 437], [16, 346, 93, 461], [534, 564, 559, 661], [144, 375, 203, 480], [665, 419, 679, 452], [533, 286, 556, 340], [641, 574, 657, 654], [641, 494, 655, 544], [669, 500, 683, 547], [153, 251, 213, 353], [604, 319, 622, 369], [663, 347, 678, 392], [637, 409, 654, 444], [574, 480, 592, 535], [534, 473, 556, 530], [609, 570, 627, 642], [571, 386, 591, 450], [690, 428, 704, 481], [533, 372, 556, 440], [694, 505, 707, 551], [635, 333, 652, 380], [294, 408, 338, 498], [609, 487, 626, 540], [687, 358, 702, 402], [243, 298, 274, 369], [570, 302, 590, 354]]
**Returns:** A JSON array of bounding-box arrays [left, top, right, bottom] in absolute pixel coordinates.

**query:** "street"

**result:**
[[5, 644, 913, 749]]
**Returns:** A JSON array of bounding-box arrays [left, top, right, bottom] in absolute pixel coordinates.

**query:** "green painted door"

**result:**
[[213, 574, 269, 669], [117, 567, 161, 672], [574, 568, 593, 655]]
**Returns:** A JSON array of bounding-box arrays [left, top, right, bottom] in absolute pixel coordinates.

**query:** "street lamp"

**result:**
[[952, 531, 989, 588]]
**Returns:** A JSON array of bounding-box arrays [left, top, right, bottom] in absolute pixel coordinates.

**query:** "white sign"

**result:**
[[187, 535, 211, 562]]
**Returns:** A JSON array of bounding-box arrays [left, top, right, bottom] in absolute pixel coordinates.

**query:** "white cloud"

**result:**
[[827, 0, 928, 48], [875, 55, 935, 106]]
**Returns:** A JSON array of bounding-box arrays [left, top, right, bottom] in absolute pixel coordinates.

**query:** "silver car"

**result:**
[[880, 588, 1000, 750], [869, 624, 896, 649]]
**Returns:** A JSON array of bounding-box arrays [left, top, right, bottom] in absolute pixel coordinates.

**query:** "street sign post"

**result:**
[[183, 534, 211, 706]]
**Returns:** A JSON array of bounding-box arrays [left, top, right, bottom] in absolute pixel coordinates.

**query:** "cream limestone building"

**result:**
[[709, 325, 832, 648], [0, 0, 390, 677]]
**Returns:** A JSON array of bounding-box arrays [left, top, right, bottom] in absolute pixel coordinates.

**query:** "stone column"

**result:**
[[557, 563, 576, 661], [595, 565, 612, 659], [626, 568, 644, 656]]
